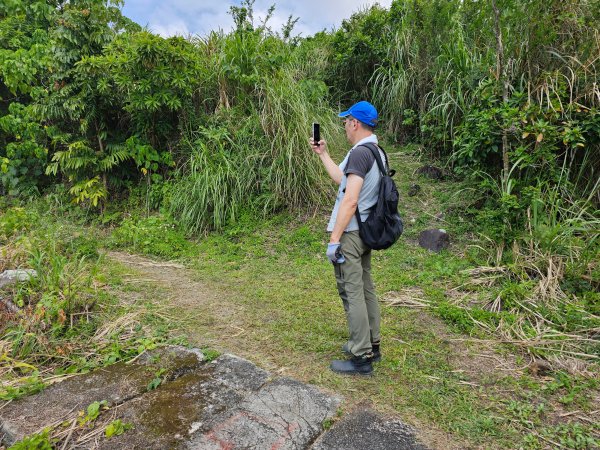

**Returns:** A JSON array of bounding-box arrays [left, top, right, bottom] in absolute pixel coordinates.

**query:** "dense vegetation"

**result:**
[[2, 0, 598, 350], [1, 0, 599, 448]]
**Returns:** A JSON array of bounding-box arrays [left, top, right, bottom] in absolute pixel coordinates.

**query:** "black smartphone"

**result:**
[[312, 123, 320, 145]]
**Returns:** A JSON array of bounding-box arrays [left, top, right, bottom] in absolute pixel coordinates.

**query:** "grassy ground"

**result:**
[[105, 145, 599, 449], [1, 145, 598, 449]]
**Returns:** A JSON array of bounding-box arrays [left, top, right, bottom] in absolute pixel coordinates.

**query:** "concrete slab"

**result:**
[[0, 346, 204, 445], [312, 408, 428, 450]]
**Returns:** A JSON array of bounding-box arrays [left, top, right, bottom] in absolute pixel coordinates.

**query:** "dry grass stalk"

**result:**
[[457, 251, 599, 371], [462, 266, 508, 276], [460, 266, 507, 287], [59, 418, 78, 450], [382, 288, 430, 308], [549, 355, 596, 377], [92, 313, 139, 343], [445, 288, 474, 306], [484, 295, 502, 313], [531, 255, 567, 302]]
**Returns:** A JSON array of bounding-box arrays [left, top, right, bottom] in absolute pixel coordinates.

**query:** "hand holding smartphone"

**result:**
[[312, 123, 320, 146]]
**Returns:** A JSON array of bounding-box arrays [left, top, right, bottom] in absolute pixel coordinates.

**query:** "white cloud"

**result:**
[[150, 19, 190, 38], [121, 0, 393, 38]]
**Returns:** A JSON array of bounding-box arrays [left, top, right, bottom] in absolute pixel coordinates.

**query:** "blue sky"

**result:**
[[121, 0, 393, 38]]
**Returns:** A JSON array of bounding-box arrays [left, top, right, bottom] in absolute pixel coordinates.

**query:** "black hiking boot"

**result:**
[[342, 341, 381, 363], [330, 353, 374, 376], [371, 341, 381, 363]]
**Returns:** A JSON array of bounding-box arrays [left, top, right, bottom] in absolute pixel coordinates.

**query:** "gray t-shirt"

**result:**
[[327, 135, 385, 232]]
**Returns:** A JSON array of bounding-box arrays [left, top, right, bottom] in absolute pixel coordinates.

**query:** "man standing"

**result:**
[[310, 101, 383, 376]]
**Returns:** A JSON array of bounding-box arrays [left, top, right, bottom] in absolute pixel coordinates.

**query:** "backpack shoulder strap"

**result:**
[[353, 143, 392, 225], [358, 143, 391, 176]]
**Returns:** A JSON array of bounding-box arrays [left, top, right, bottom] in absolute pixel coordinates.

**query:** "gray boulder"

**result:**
[[418, 229, 450, 252], [0, 269, 37, 288], [313, 408, 428, 450], [416, 165, 443, 180]]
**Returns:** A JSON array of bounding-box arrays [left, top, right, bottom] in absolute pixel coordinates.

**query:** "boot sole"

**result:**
[[330, 368, 373, 376]]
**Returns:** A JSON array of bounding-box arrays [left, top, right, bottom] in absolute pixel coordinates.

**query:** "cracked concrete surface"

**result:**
[[0, 347, 427, 449], [0, 346, 204, 444], [189, 377, 338, 450]]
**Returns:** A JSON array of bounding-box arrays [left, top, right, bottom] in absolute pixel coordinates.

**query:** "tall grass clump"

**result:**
[[258, 71, 345, 211], [169, 4, 346, 234], [169, 124, 257, 234], [371, 23, 420, 138], [421, 17, 489, 151], [170, 76, 345, 234]]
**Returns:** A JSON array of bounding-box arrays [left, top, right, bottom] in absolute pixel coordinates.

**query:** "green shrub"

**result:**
[[110, 215, 190, 258], [435, 301, 501, 334], [68, 234, 100, 259], [0, 206, 38, 239]]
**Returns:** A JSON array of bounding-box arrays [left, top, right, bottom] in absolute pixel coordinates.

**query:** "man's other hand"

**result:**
[[326, 242, 345, 264]]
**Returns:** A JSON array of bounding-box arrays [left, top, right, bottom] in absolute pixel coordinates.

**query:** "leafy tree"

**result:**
[[0, 103, 49, 195], [0, 0, 140, 200], [0, 0, 54, 194], [327, 4, 391, 103], [90, 31, 200, 148]]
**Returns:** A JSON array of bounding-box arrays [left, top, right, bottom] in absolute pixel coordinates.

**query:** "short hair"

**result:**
[[348, 115, 375, 132], [358, 120, 375, 132]]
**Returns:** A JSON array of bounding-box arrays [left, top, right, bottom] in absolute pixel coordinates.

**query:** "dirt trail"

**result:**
[[107, 251, 284, 372], [110, 247, 523, 386], [107, 252, 244, 338], [105, 251, 477, 450]]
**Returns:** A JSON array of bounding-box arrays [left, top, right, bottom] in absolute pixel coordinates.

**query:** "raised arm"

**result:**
[[310, 138, 342, 185]]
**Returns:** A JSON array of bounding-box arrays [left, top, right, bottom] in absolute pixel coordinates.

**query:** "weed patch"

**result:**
[[109, 215, 192, 259], [0, 201, 182, 404]]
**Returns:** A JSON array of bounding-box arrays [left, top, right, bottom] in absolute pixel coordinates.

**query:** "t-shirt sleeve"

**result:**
[[345, 146, 376, 178]]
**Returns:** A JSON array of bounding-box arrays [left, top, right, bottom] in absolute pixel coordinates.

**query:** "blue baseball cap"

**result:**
[[338, 101, 378, 127]]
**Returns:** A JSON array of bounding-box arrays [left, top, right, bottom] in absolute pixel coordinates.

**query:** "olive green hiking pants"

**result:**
[[334, 231, 381, 356]]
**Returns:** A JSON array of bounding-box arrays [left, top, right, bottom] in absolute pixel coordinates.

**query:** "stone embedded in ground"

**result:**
[[312, 408, 429, 450], [416, 165, 443, 180], [90, 355, 339, 450], [0, 269, 37, 288], [2, 348, 426, 450], [407, 184, 421, 197], [1, 351, 342, 450], [96, 354, 273, 450], [418, 229, 450, 252], [527, 359, 553, 377], [0, 346, 204, 445], [189, 377, 340, 450]]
